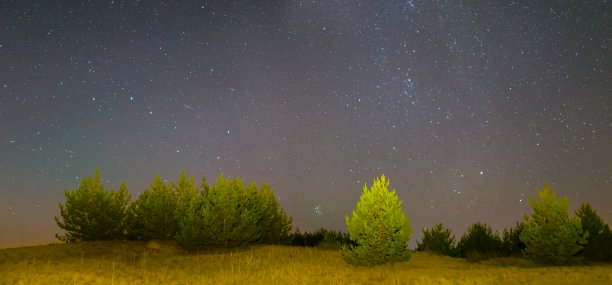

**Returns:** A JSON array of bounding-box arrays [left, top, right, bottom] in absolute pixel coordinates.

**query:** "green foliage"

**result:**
[[500, 222, 525, 257], [258, 182, 293, 244], [287, 228, 351, 249], [204, 174, 264, 247], [175, 173, 293, 251], [456, 222, 501, 261], [416, 223, 456, 256], [342, 175, 412, 266], [55, 169, 131, 242], [520, 184, 587, 265], [575, 203, 612, 261], [129, 174, 178, 240], [175, 175, 211, 251]]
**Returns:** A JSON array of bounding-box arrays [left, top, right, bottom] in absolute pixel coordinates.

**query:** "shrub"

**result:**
[[55, 169, 131, 242], [456, 222, 501, 261], [520, 184, 587, 265], [500, 222, 525, 257], [416, 223, 456, 256], [129, 174, 178, 240], [342, 175, 412, 266], [575, 203, 612, 261]]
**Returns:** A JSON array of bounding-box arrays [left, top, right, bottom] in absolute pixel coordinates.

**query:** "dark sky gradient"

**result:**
[[1, 1, 610, 248]]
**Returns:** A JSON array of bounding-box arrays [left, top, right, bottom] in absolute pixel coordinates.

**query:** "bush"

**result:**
[[55, 169, 131, 242], [129, 174, 178, 240], [456, 222, 501, 261], [500, 222, 525, 257], [342, 175, 412, 266], [416, 223, 455, 256], [520, 184, 587, 265], [575, 203, 612, 261]]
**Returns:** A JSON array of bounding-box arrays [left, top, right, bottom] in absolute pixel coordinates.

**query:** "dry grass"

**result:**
[[1, 240, 611, 284]]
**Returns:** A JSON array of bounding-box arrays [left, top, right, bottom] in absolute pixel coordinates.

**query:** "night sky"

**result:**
[[1, 1, 611, 248]]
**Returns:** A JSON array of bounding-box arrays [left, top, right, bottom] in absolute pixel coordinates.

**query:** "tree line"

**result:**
[[339, 177, 611, 266], [56, 171, 612, 266], [415, 185, 612, 265], [55, 169, 292, 251]]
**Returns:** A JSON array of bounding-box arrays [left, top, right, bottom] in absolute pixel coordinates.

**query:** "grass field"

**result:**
[[1, 240, 611, 284]]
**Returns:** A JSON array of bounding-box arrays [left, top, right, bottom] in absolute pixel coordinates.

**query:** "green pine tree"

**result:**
[[456, 222, 501, 261], [342, 175, 412, 266], [227, 181, 265, 246], [520, 184, 587, 265], [130, 174, 178, 240], [55, 169, 131, 242], [205, 173, 235, 246], [259, 182, 292, 244], [575, 203, 612, 261], [175, 172, 213, 251], [416, 222, 455, 256], [501, 222, 525, 257]]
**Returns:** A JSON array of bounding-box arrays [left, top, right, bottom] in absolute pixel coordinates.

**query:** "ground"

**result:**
[[1, 240, 611, 284]]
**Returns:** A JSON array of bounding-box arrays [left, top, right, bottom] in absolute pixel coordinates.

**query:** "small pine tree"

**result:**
[[501, 222, 525, 257], [227, 181, 265, 246], [520, 184, 587, 265], [55, 169, 131, 242], [342, 175, 412, 266], [130, 174, 178, 240], [575, 203, 612, 261], [175, 173, 214, 251], [456, 222, 501, 261], [416, 223, 456, 256], [259, 182, 292, 244]]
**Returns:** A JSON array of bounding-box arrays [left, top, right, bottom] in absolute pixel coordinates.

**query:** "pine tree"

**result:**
[[456, 222, 501, 261], [416, 223, 455, 256], [342, 175, 412, 266], [520, 184, 587, 265], [130, 174, 177, 240], [55, 169, 131, 242], [575, 203, 612, 261], [501, 222, 525, 257], [175, 172, 293, 251], [227, 181, 265, 246], [205, 173, 233, 246], [175, 172, 213, 251], [259, 182, 292, 244]]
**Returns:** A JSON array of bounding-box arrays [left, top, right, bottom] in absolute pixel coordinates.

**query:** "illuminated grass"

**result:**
[[1, 240, 611, 284]]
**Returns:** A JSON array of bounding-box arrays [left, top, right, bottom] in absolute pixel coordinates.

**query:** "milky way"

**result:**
[[1, 1, 610, 248]]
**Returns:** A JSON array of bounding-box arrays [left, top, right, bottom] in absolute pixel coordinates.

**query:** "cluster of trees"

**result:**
[[416, 185, 612, 265], [56, 171, 611, 266], [416, 222, 525, 261], [55, 169, 292, 251]]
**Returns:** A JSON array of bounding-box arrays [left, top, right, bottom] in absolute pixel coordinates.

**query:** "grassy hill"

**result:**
[[1, 240, 611, 284]]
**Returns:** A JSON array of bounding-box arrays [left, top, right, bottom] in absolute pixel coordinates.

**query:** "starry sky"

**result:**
[[1, 1, 611, 248]]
